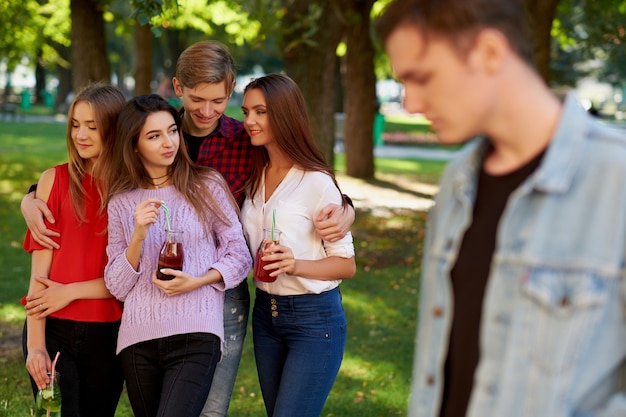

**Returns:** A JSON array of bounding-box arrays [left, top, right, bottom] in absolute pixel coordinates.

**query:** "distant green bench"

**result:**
[[1, 102, 20, 121], [2, 90, 32, 121]]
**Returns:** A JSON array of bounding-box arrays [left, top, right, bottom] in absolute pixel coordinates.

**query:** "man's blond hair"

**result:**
[[175, 41, 236, 94]]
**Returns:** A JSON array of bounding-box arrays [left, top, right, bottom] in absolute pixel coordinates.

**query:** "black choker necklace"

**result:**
[[149, 173, 169, 180], [151, 176, 171, 188]]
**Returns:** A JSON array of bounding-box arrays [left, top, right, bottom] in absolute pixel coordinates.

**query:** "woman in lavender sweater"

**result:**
[[102, 94, 252, 417]]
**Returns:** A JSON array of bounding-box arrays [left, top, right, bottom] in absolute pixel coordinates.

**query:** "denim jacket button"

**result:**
[[432, 306, 444, 317], [426, 375, 435, 385]]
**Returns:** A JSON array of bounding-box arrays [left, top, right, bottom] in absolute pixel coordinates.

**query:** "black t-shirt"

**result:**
[[439, 148, 545, 417], [185, 133, 204, 163]]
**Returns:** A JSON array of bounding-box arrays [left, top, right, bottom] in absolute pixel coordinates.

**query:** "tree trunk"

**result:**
[[133, 23, 153, 95], [56, 65, 73, 113], [525, 0, 560, 84], [53, 43, 72, 113], [342, 0, 376, 179], [35, 52, 46, 104], [281, 0, 344, 166], [70, 0, 110, 92]]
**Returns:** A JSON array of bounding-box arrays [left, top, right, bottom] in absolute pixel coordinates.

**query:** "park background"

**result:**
[[2, 0, 626, 416]]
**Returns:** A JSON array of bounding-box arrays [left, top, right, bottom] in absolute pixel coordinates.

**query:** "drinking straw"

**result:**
[[50, 351, 60, 395], [161, 201, 172, 239], [272, 209, 276, 241]]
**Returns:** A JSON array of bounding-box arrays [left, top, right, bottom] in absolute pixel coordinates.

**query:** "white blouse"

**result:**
[[240, 166, 355, 296]]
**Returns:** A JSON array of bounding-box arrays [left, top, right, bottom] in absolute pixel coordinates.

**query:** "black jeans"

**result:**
[[22, 317, 124, 417], [120, 332, 221, 417]]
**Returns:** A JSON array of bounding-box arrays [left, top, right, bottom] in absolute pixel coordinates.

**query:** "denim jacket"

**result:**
[[409, 94, 626, 417]]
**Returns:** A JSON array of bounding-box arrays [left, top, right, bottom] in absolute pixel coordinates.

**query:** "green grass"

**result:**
[[225, 104, 244, 120], [383, 113, 433, 135], [335, 152, 448, 186], [0, 120, 444, 416]]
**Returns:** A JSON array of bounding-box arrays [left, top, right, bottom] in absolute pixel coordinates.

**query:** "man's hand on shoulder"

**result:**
[[315, 202, 355, 242], [21, 190, 60, 250]]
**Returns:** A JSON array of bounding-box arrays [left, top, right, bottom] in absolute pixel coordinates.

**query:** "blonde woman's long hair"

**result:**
[[66, 84, 125, 222]]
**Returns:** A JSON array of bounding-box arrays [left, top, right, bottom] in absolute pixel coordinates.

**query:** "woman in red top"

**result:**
[[22, 84, 126, 417]]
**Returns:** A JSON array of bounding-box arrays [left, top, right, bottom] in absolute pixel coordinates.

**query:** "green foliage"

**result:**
[[124, 0, 282, 75], [371, 0, 395, 80], [239, 0, 329, 52], [131, 0, 263, 44], [0, 1, 34, 70], [552, 0, 626, 86], [129, 0, 178, 35], [0, 0, 70, 74]]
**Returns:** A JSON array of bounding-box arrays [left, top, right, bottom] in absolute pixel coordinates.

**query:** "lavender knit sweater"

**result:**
[[105, 182, 252, 354]]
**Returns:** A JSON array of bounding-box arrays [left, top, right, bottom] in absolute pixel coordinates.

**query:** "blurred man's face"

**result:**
[[385, 25, 495, 144]]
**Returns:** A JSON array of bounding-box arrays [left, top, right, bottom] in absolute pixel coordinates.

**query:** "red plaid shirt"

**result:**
[[181, 110, 253, 207]]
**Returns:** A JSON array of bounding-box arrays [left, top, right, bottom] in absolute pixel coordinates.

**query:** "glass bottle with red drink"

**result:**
[[157, 230, 184, 280], [254, 228, 282, 283]]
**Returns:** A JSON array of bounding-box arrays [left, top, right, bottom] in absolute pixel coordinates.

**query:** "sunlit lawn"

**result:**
[[383, 113, 432, 135], [0, 120, 443, 416]]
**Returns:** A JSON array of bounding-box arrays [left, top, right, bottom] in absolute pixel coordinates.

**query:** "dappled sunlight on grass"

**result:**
[[343, 281, 416, 322], [375, 158, 425, 173], [354, 209, 425, 269], [336, 152, 446, 182], [0, 304, 26, 325], [384, 113, 431, 125], [332, 354, 409, 415], [339, 356, 376, 380]]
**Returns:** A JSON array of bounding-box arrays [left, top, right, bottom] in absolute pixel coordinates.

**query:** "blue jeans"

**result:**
[[120, 332, 221, 417], [200, 279, 250, 416], [253, 287, 347, 417], [22, 318, 124, 417]]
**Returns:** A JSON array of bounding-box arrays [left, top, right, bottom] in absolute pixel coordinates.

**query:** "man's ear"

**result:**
[[469, 28, 509, 75], [172, 77, 184, 97]]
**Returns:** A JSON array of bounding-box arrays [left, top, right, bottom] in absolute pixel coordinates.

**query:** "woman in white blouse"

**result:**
[[240, 74, 356, 417]]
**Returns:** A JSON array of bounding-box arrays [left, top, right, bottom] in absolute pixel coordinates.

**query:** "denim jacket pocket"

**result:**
[[520, 269, 608, 374]]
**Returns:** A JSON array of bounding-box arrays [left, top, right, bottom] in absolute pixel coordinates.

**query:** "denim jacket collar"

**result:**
[[451, 93, 588, 199]]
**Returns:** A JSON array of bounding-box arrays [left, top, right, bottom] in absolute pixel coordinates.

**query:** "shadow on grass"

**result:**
[[362, 176, 437, 201]]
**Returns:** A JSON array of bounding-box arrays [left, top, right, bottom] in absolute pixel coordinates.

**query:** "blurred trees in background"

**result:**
[[1, 0, 625, 179], [551, 0, 626, 89]]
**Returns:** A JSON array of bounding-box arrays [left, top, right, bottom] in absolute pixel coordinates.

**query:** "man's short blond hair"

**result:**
[[175, 41, 236, 94]]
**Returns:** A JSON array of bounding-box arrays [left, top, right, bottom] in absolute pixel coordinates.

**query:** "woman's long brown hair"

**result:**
[[243, 74, 346, 207], [102, 94, 237, 232]]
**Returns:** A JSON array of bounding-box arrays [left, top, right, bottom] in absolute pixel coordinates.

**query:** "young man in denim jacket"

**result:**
[[376, 1, 626, 417]]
